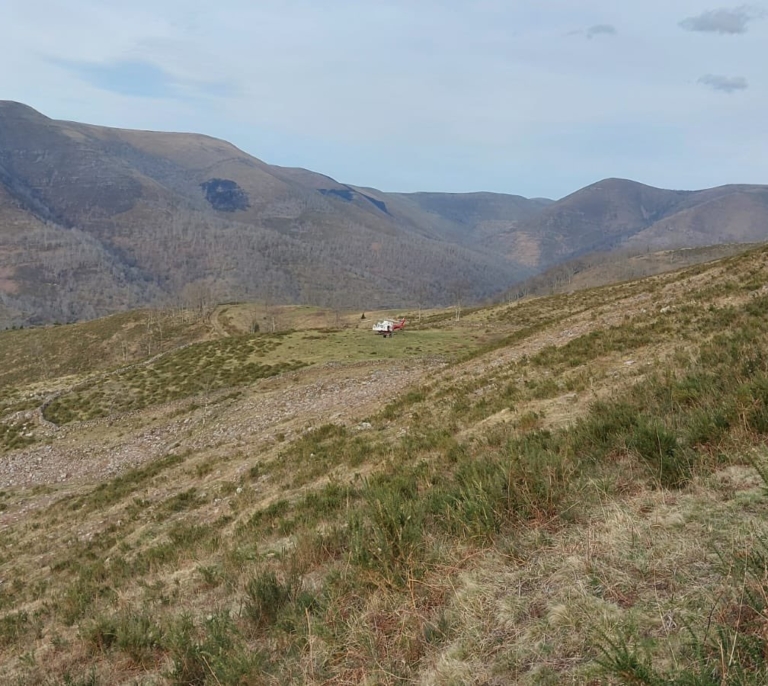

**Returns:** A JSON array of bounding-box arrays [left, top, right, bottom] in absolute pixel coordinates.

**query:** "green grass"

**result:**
[[0, 419, 36, 452], [43, 334, 306, 424], [259, 327, 482, 365], [64, 453, 185, 513], [38, 327, 477, 426], [0, 309, 208, 391]]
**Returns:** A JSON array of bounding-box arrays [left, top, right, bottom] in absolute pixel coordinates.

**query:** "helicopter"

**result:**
[[372, 317, 406, 337]]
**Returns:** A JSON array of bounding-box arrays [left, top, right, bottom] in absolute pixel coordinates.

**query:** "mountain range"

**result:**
[[1, 100, 767, 326]]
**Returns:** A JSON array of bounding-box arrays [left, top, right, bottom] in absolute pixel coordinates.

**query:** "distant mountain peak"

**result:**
[[0, 100, 52, 122]]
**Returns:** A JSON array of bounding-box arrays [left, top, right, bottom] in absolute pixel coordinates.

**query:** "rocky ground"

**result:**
[[0, 359, 436, 530]]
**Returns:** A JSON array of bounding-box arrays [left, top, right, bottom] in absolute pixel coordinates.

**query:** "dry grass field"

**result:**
[[2, 246, 768, 684]]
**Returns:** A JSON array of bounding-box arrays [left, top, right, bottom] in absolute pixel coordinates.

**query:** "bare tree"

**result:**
[[245, 304, 261, 333], [182, 281, 215, 318], [449, 279, 470, 321], [263, 287, 280, 333], [413, 281, 431, 323]]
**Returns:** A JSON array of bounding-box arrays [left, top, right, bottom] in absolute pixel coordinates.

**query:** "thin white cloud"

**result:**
[[566, 23, 617, 39], [587, 24, 617, 38], [698, 74, 749, 92], [679, 5, 764, 34], [49, 58, 237, 100]]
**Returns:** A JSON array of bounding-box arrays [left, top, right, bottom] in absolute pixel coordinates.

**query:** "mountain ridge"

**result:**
[[2, 101, 768, 326]]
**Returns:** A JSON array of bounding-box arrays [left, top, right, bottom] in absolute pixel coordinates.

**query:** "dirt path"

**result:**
[[208, 304, 232, 338]]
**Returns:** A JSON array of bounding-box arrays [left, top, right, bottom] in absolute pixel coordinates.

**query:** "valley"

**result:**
[[3, 1, 768, 683]]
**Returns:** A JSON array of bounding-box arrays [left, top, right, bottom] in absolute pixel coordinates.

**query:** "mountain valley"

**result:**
[[2, 101, 768, 327]]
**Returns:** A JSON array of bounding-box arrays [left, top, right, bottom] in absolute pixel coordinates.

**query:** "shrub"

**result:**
[[629, 421, 691, 489], [350, 479, 425, 585], [84, 611, 163, 667], [0, 610, 30, 648], [244, 571, 293, 629]]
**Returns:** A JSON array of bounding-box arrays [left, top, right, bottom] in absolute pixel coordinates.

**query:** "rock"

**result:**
[[357, 422, 373, 431]]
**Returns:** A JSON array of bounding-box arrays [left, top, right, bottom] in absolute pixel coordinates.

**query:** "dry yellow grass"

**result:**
[[2, 244, 768, 684]]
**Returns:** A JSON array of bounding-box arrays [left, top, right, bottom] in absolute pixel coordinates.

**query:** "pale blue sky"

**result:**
[[2, 1, 766, 199]]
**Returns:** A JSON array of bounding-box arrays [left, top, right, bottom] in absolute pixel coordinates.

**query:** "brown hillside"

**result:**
[[627, 186, 768, 250], [3, 102, 768, 328], [500, 178, 768, 265], [0, 102, 542, 326]]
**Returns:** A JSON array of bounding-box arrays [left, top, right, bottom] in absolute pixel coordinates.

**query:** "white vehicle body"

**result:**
[[372, 319, 395, 333], [372, 318, 406, 336]]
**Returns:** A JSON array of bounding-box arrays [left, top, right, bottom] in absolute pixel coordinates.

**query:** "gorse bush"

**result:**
[[84, 610, 163, 667], [350, 478, 426, 585], [341, 431, 578, 587], [422, 433, 575, 540], [0, 611, 31, 648], [59, 672, 100, 686], [82, 609, 269, 685]]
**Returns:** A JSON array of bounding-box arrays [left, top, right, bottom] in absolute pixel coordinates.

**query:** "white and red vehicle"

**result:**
[[372, 317, 406, 337]]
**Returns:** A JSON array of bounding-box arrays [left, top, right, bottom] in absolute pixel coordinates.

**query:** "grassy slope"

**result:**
[[2, 247, 768, 684], [0, 309, 209, 389], [513, 243, 759, 299]]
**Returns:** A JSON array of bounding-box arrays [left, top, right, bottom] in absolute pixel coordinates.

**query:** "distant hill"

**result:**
[[2, 101, 768, 326], [0, 101, 547, 326], [509, 243, 760, 298], [489, 178, 768, 266]]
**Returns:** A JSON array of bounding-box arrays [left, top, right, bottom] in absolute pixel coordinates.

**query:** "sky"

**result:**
[[1, 1, 766, 199]]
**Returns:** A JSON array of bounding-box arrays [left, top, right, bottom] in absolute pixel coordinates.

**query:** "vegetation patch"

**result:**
[[43, 334, 305, 424], [65, 453, 185, 513], [0, 419, 36, 452]]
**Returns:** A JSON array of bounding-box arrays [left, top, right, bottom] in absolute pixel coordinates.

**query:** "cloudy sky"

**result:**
[[2, 1, 766, 199]]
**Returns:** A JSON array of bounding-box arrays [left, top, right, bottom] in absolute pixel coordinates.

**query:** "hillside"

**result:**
[[508, 243, 761, 298], [0, 101, 546, 327], [486, 178, 768, 265], [2, 244, 768, 683], [4, 102, 768, 328]]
